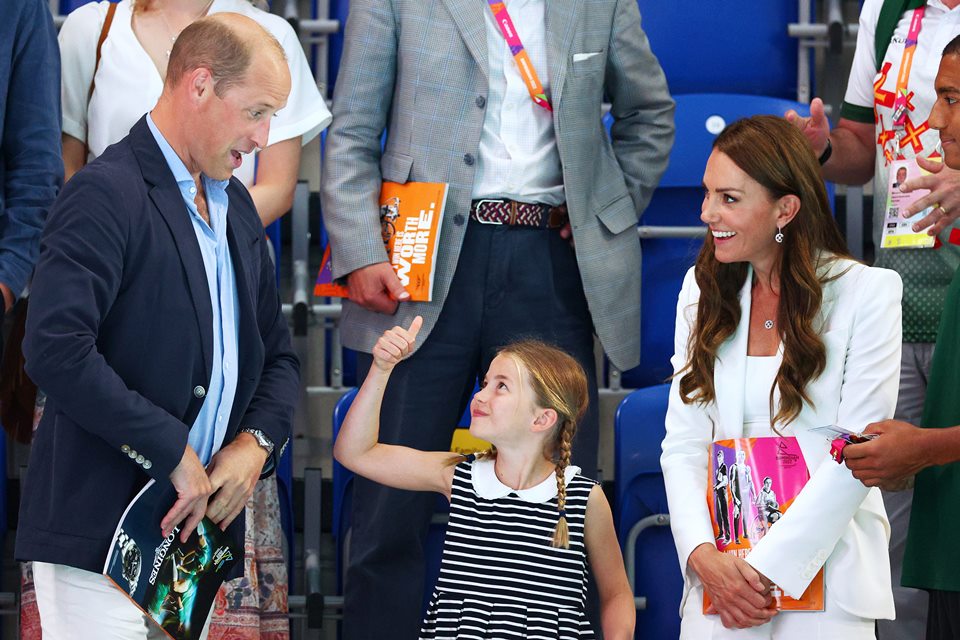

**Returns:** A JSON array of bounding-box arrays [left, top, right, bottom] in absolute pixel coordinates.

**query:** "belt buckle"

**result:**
[[474, 199, 504, 225]]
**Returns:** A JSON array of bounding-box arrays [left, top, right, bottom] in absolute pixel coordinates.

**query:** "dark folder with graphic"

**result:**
[[103, 479, 240, 640]]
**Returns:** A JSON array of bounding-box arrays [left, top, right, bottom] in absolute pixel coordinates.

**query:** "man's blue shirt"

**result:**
[[147, 114, 239, 465]]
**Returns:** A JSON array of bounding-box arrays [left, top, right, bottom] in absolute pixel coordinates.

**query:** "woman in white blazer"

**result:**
[[661, 115, 902, 638]]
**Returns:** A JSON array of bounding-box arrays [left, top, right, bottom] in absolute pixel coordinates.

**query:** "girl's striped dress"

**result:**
[[419, 458, 597, 639]]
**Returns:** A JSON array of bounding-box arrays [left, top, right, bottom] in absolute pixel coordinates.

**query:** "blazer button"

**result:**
[[463, 153, 475, 166], [475, 95, 486, 108], [121, 444, 130, 453], [193, 385, 206, 399], [136, 454, 145, 464], [143, 460, 153, 470], [128, 449, 138, 459]]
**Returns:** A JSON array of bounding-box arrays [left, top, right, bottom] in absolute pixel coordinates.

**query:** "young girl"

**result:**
[[334, 317, 635, 639]]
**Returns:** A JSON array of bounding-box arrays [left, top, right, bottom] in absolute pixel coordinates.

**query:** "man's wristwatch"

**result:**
[[240, 428, 274, 458]]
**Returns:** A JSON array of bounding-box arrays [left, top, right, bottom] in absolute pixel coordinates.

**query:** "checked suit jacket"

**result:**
[[320, 0, 675, 371]]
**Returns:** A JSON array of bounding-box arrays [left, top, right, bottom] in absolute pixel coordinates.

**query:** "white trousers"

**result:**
[[680, 582, 875, 640], [33, 562, 212, 640]]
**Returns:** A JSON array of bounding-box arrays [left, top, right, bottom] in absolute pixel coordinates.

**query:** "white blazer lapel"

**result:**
[[713, 266, 753, 439]]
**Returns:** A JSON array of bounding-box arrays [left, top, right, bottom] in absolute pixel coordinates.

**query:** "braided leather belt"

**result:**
[[470, 199, 569, 229]]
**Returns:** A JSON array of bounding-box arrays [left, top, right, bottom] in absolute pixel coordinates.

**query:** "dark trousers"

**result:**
[[926, 589, 960, 640], [342, 221, 599, 640]]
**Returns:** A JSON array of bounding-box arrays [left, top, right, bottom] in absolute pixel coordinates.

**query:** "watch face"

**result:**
[[245, 429, 273, 454]]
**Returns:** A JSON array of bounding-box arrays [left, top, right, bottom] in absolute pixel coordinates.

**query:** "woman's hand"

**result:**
[[688, 543, 777, 629], [371, 316, 423, 371]]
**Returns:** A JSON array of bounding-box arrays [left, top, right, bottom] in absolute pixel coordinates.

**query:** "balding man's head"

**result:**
[[151, 13, 291, 181], [166, 13, 286, 97]]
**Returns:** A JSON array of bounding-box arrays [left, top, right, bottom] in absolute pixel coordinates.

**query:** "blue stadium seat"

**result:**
[[607, 93, 829, 388], [637, 2, 803, 99], [328, 0, 351, 94], [614, 383, 682, 639]]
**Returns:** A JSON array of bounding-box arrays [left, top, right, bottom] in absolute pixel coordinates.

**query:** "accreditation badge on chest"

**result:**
[[881, 158, 939, 249]]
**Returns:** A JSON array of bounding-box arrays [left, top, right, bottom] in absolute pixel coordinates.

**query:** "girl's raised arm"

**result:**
[[333, 316, 460, 498]]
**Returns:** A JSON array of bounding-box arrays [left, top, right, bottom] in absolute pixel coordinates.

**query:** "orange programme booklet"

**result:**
[[703, 436, 825, 612], [315, 181, 448, 302]]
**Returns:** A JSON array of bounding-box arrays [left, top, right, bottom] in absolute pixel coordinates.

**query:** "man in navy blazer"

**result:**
[[15, 15, 298, 638]]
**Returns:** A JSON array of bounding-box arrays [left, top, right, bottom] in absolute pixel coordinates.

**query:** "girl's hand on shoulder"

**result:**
[[372, 316, 423, 371], [689, 543, 777, 629]]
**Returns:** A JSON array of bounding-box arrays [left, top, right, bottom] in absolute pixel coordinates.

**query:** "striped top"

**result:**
[[420, 458, 597, 639]]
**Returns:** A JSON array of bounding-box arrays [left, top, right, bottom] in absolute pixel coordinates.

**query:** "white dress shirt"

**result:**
[[472, 0, 565, 206]]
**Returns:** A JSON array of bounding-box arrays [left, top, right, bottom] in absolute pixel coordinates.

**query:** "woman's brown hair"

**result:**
[[678, 115, 853, 427], [466, 340, 589, 548]]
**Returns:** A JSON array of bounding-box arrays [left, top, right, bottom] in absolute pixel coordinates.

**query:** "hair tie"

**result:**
[[464, 453, 476, 463], [558, 509, 567, 518]]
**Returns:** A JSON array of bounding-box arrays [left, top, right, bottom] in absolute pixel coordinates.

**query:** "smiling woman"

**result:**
[[661, 115, 903, 639]]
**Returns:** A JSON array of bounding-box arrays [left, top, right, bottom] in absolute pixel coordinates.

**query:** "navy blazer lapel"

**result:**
[[441, 0, 488, 80], [546, 0, 583, 107], [129, 117, 213, 379]]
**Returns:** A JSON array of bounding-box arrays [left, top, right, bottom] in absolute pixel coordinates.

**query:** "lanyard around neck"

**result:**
[[485, 0, 553, 113], [891, 7, 925, 128]]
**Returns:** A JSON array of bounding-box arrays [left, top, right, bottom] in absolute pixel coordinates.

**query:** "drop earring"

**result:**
[[775, 225, 784, 244]]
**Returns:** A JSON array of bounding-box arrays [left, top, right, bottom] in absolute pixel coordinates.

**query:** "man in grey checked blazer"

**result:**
[[321, 0, 673, 634]]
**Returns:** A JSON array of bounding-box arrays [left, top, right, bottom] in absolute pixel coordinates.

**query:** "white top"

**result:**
[[58, 0, 331, 187], [743, 354, 782, 435], [472, 0, 564, 206]]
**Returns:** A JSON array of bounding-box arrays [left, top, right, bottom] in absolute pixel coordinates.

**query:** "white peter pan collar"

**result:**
[[471, 458, 582, 503]]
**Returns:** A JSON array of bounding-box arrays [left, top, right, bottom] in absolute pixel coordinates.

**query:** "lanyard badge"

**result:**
[[486, 1, 553, 113], [891, 7, 924, 128]]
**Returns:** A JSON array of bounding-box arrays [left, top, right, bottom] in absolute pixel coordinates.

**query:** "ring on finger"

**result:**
[[938, 205, 949, 217]]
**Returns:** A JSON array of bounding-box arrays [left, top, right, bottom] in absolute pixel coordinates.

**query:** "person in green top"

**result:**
[[844, 34, 960, 640]]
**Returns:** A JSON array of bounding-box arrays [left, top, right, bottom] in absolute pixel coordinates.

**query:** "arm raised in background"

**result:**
[[785, 98, 877, 186]]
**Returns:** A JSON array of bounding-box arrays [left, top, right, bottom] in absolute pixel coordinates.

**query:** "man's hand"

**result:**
[[901, 156, 960, 236], [558, 222, 576, 248], [163, 445, 213, 542], [205, 433, 269, 531], [785, 97, 830, 157], [688, 543, 777, 629], [844, 420, 932, 489], [346, 262, 409, 314]]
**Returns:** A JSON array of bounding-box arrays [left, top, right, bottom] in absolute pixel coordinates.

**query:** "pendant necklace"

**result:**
[[159, 0, 216, 58]]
